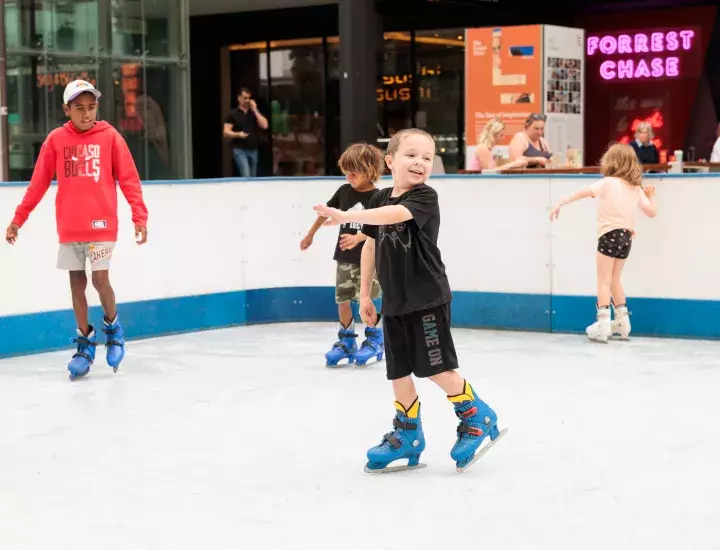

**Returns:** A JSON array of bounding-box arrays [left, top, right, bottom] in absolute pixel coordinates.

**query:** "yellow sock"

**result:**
[[394, 398, 420, 418], [447, 380, 475, 404]]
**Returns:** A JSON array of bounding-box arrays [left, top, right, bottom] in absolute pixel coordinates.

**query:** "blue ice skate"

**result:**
[[448, 381, 507, 473], [354, 326, 384, 366], [325, 324, 358, 367], [67, 327, 97, 381], [103, 315, 125, 372], [365, 400, 427, 474]]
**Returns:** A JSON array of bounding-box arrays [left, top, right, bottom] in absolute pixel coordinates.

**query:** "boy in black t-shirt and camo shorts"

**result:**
[[301, 143, 384, 367], [314, 129, 507, 474]]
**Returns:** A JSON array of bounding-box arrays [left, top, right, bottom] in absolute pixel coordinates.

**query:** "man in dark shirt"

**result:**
[[223, 87, 269, 178], [313, 129, 506, 474]]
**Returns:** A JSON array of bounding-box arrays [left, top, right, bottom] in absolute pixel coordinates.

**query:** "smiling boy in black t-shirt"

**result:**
[[314, 129, 507, 473], [301, 143, 384, 367]]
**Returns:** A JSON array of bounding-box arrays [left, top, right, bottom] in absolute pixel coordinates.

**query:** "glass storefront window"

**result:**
[[6, 54, 49, 181], [265, 44, 326, 176], [378, 32, 413, 147], [3, 0, 191, 181], [49, 0, 101, 54], [325, 41, 341, 175], [414, 28, 465, 172], [110, 0, 145, 56], [143, 62, 187, 179], [108, 60, 148, 176], [3, 0, 48, 50], [143, 0, 185, 58]]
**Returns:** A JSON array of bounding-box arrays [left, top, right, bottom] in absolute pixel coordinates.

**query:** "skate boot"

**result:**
[[325, 323, 358, 367], [365, 399, 426, 474], [448, 381, 507, 473], [103, 315, 125, 372], [586, 306, 612, 343], [354, 325, 384, 366], [67, 327, 97, 381], [611, 304, 631, 340]]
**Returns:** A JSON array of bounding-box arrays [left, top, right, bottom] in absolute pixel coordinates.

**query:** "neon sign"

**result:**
[[587, 29, 696, 80]]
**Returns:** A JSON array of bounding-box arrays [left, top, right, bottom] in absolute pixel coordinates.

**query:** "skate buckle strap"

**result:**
[[460, 406, 478, 418], [71, 335, 97, 348], [382, 432, 403, 449], [393, 417, 417, 431], [337, 330, 358, 339], [102, 326, 124, 348], [457, 424, 484, 437], [331, 342, 353, 354], [360, 340, 378, 351], [71, 336, 96, 361]]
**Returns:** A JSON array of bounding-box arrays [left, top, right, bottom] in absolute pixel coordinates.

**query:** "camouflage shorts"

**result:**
[[335, 261, 381, 304]]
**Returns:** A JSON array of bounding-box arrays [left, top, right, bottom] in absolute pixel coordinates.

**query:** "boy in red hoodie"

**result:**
[[5, 80, 148, 380]]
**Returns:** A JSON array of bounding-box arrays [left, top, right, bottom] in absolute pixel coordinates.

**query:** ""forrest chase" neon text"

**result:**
[[587, 29, 696, 80]]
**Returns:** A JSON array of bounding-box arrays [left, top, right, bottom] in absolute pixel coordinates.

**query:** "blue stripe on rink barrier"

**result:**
[[1, 288, 719, 358]]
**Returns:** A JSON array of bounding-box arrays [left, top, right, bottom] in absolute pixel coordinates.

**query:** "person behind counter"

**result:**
[[468, 118, 528, 172], [509, 113, 553, 168], [629, 121, 659, 164]]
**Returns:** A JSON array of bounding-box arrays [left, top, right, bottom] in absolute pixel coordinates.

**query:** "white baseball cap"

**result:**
[[63, 80, 102, 104]]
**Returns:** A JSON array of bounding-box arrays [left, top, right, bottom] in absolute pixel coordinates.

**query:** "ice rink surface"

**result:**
[[1, 322, 720, 550]]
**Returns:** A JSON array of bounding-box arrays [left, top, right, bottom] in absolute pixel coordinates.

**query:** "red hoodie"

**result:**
[[12, 121, 148, 243]]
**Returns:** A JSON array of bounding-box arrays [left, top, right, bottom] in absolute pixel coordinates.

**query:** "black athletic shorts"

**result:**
[[383, 302, 459, 381], [598, 228, 632, 259]]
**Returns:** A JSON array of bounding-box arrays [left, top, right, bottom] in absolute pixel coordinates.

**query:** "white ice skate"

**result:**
[[586, 308, 612, 343], [611, 305, 631, 340]]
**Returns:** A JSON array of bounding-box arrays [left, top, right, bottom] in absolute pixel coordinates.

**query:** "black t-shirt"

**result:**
[[224, 108, 260, 149], [327, 184, 379, 264], [361, 184, 452, 316]]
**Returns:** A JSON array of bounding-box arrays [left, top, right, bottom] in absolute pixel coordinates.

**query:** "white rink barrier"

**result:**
[[1, 172, 719, 357]]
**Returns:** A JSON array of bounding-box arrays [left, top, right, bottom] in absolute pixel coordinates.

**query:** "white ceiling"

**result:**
[[189, 0, 337, 17]]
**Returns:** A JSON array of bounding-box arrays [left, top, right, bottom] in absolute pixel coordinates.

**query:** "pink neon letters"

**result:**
[[587, 29, 695, 80]]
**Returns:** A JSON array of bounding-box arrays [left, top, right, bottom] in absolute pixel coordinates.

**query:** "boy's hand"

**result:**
[[339, 233, 362, 250], [5, 223, 19, 245], [300, 235, 313, 250], [643, 183, 656, 198], [549, 204, 561, 221], [313, 204, 346, 226], [135, 226, 148, 245], [360, 296, 378, 327]]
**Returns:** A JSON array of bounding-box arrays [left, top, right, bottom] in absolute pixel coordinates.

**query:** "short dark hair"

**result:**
[[238, 87, 252, 96]]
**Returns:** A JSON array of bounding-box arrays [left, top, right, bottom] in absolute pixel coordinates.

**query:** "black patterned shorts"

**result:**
[[598, 228, 632, 259]]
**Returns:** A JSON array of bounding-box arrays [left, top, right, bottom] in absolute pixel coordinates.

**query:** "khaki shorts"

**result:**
[[57, 241, 116, 271], [335, 261, 381, 304]]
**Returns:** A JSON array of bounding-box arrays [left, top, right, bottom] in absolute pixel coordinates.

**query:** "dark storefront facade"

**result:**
[[191, 0, 720, 180]]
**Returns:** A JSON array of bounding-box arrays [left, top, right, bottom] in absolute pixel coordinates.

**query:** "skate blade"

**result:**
[[587, 335, 609, 344], [325, 359, 354, 368], [355, 356, 385, 368], [457, 427, 508, 473], [364, 463, 427, 474]]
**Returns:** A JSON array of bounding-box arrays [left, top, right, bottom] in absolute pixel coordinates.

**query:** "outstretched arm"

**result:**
[[300, 214, 328, 250], [11, 137, 57, 229], [549, 187, 594, 220], [640, 184, 658, 218], [314, 204, 412, 226]]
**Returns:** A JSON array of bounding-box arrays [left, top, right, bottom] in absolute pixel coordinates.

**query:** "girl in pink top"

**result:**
[[549, 143, 658, 342]]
